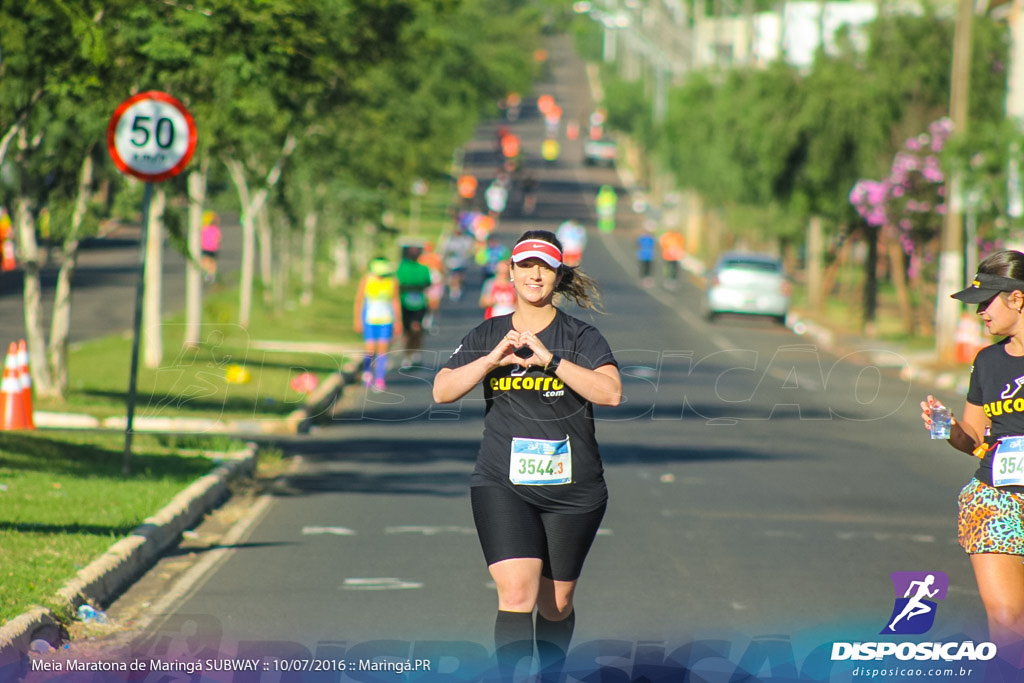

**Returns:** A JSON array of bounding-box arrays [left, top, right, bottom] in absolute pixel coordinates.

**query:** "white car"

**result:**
[[583, 139, 617, 166], [704, 252, 790, 324]]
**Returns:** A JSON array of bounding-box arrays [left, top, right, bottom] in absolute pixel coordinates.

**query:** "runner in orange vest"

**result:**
[[659, 230, 686, 289]]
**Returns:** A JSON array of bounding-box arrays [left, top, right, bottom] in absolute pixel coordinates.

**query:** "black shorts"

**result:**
[[470, 485, 606, 581], [402, 307, 427, 330]]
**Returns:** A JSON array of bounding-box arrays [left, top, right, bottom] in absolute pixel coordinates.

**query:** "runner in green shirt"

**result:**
[[396, 244, 433, 367]]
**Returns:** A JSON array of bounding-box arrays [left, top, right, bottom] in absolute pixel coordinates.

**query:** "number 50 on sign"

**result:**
[[106, 91, 196, 183]]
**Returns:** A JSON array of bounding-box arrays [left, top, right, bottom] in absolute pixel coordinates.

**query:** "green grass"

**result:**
[[43, 267, 362, 421], [0, 430, 221, 623], [789, 268, 940, 354], [0, 194, 460, 629], [1, 188, 456, 630]]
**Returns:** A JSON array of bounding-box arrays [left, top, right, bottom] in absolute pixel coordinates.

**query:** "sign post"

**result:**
[[107, 91, 196, 474]]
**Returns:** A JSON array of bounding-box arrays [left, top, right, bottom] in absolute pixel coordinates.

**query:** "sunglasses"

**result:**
[[977, 294, 999, 313]]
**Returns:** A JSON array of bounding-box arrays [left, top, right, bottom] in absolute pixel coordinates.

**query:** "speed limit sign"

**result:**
[[107, 91, 196, 182]]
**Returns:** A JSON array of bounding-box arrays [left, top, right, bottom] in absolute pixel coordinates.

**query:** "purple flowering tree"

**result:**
[[849, 118, 952, 334]]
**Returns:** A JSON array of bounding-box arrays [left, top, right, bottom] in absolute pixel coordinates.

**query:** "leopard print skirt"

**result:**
[[958, 477, 1024, 554]]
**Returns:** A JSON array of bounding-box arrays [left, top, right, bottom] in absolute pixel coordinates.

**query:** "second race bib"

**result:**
[[993, 436, 1024, 487]]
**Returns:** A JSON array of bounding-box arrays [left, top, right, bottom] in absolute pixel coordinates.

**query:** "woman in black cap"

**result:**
[[923, 249, 1024, 656], [433, 229, 621, 682]]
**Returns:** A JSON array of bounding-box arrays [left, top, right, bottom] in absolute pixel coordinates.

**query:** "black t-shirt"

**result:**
[[966, 339, 1024, 492], [443, 309, 618, 513]]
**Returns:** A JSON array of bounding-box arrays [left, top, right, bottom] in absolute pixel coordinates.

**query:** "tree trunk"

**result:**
[[222, 133, 297, 329], [301, 209, 318, 306], [912, 247, 937, 338], [185, 160, 208, 348], [862, 225, 880, 337], [331, 235, 350, 287], [884, 226, 914, 335], [0, 89, 42, 168], [823, 228, 853, 304], [258, 204, 274, 305], [274, 218, 289, 315], [48, 153, 94, 397], [143, 187, 166, 369], [15, 197, 54, 397], [223, 157, 256, 328], [806, 216, 824, 311]]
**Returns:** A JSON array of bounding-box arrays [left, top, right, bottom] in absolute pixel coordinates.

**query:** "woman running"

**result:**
[[433, 229, 621, 682], [922, 249, 1024, 663]]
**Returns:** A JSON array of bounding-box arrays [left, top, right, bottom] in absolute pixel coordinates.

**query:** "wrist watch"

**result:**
[[545, 354, 562, 373]]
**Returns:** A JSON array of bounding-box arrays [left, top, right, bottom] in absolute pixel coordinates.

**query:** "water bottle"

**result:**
[[77, 604, 108, 624], [930, 406, 951, 440]]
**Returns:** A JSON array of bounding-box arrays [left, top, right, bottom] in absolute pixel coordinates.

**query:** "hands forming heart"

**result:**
[[499, 330, 549, 367]]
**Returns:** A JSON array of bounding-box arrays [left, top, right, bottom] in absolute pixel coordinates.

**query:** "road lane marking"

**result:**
[[343, 578, 423, 590], [302, 526, 357, 536], [836, 531, 937, 543], [385, 526, 476, 536]]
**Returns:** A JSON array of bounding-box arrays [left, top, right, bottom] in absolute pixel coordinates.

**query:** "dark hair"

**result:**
[[512, 230, 603, 311], [978, 250, 1024, 280]]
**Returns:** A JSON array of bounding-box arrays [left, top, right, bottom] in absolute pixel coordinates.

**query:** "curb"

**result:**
[[31, 363, 359, 436], [0, 447, 257, 668]]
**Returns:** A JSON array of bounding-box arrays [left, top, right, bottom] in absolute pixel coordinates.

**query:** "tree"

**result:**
[[0, 0, 146, 398]]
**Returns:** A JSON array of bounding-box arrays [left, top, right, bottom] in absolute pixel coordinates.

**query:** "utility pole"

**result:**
[[1007, 0, 1024, 238], [1009, 0, 1024, 120], [936, 0, 974, 362]]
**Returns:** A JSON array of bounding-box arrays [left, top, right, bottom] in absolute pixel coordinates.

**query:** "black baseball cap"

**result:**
[[951, 272, 1024, 303]]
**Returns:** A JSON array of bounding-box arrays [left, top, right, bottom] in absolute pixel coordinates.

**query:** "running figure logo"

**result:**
[[881, 571, 948, 635]]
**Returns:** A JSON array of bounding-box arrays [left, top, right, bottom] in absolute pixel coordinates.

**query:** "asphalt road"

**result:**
[[0, 214, 243, 347], [71, 37, 992, 682]]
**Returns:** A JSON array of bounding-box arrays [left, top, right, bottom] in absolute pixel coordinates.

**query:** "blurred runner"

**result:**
[[555, 219, 587, 267], [486, 180, 509, 219], [396, 243, 433, 368], [506, 92, 522, 121], [544, 105, 562, 138], [444, 227, 476, 302], [595, 185, 617, 233], [421, 242, 445, 335], [457, 174, 478, 205], [478, 234, 511, 281], [636, 222, 657, 288], [521, 173, 538, 216], [0, 208, 14, 277], [659, 229, 685, 289], [541, 138, 560, 165], [200, 211, 222, 284], [354, 258, 402, 392], [479, 260, 516, 320]]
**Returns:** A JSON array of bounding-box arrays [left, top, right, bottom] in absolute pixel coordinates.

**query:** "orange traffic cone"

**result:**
[[16, 339, 34, 429], [0, 342, 28, 430], [955, 313, 983, 364]]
